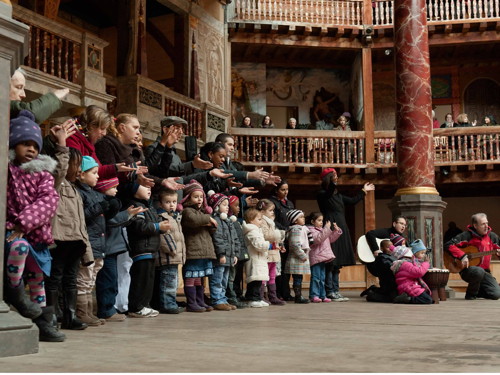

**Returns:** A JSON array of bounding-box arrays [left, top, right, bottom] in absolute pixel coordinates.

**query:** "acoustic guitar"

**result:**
[[444, 245, 499, 273], [356, 235, 387, 264]]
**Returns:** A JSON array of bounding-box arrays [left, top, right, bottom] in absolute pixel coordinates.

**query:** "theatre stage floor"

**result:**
[[1, 291, 499, 373]]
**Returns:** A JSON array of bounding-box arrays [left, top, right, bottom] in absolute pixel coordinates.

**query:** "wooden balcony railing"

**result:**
[[229, 0, 500, 27], [164, 94, 203, 139], [230, 126, 500, 168]]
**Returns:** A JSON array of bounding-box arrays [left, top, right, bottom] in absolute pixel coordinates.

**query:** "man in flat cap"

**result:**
[[145, 116, 212, 179]]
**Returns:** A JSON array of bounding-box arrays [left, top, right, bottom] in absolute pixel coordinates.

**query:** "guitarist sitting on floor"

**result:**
[[445, 213, 500, 300]]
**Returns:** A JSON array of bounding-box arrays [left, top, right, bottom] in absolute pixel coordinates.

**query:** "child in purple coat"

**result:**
[[391, 239, 433, 304], [4, 110, 65, 342]]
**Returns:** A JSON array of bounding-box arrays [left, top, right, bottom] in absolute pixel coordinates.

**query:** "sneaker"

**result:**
[[335, 292, 349, 301], [148, 308, 159, 317], [128, 307, 155, 318], [310, 297, 322, 303], [331, 292, 348, 302], [247, 301, 263, 308], [322, 297, 332, 303], [105, 313, 126, 322], [259, 300, 269, 307]]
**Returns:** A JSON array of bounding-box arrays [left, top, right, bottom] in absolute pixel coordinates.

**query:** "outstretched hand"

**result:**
[[162, 177, 184, 191], [127, 205, 148, 217], [192, 155, 213, 170]]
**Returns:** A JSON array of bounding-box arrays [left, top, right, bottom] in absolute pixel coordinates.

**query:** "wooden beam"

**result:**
[[461, 23, 470, 33], [362, 47, 375, 164], [229, 32, 363, 49], [147, 19, 175, 59]]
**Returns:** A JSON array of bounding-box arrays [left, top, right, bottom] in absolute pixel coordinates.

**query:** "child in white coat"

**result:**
[[243, 208, 270, 308]]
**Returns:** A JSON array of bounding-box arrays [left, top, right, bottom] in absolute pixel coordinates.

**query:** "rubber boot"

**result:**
[[4, 280, 42, 319], [261, 284, 270, 305], [45, 288, 62, 328], [268, 284, 285, 305], [33, 306, 66, 342], [195, 285, 213, 311], [76, 294, 101, 326], [293, 285, 310, 304], [87, 293, 105, 324], [185, 286, 205, 313], [61, 289, 88, 330]]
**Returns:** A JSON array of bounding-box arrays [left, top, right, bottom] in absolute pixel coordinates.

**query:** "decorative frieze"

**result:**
[[207, 112, 225, 132], [139, 86, 162, 110]]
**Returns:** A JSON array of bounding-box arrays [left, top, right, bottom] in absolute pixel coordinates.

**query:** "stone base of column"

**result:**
[[0, 302, 39, 357], [388, 194, 447, 269]]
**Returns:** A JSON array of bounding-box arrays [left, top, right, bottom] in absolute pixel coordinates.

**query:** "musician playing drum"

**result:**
[[445, 213, 500, 300]]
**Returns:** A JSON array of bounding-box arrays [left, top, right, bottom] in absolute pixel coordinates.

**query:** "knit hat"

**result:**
[[228, 195, 239, 206], [9, 110, 42, 151], [122, 182, 140, 197], [341, 112, 351, 118], [81, 156, 99, 172], [390, 234, 405, 247], [392, 245, 413, 259], [320, 168, 337, 180], [207, 191, 228, 211], [95, 177, 119, 193], [161, 116, 187, 128], [178, 180, 212, 213], [286, 209, 304, 225], [410, 239, 427, 254]]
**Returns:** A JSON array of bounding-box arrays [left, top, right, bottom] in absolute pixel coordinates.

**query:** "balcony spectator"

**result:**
[[482, 115, 497, 126], [440, 113, 458, 128], [241, 116, 253, 128], [259, 115, 274, 128], [334, 115, 351, 131], [10, 68, 69, 123], [259, 115, 277, 161], [286, 117, 308, 162], [432, 110, 440, 129], [341, 112, 352, 128]]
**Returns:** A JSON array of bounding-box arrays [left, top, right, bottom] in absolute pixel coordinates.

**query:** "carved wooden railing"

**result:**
[[231, 128, 366, 166], [230, 127, 500, 168], [229, 0, 500, 27], [230, 0, 364, 26], [13, 5, 83, 83]]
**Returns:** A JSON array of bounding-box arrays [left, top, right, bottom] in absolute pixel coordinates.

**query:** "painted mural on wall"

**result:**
[[373, 82, 396, 130], [231, 62, 267, 127], [266, 68, 351, 127]]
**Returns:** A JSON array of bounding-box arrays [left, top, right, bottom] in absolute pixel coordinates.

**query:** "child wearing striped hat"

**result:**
[[285, 209, 312, 304]]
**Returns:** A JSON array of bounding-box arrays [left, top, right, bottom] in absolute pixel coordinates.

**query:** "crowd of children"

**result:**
[[4, 106, 435, 344]]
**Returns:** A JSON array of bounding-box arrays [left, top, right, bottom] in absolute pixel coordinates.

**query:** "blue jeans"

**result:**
[[158, 265, 179, 310], [325, 262, 340, 295], [209, 265, 229, 305], [96, 253, 119, 318], [310, 263, 326, 299]]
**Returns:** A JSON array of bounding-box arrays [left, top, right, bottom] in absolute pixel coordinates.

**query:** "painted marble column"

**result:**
[[390, 0, 449, 274], [394, 0, 437, 196]]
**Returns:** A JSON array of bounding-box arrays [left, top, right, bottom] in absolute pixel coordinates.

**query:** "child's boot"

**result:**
[[261, 284, 270, 304], [33, 306, 66, 342], [293, 285, 310, 304], [61, 289, 88, 330], [267, 284, 285, 305], [185, 287, 205, 313], [195, 285, 214, 311], [5, 280, 42, 319], [76, 294, 101, 326], [87, 293, 106, 324]]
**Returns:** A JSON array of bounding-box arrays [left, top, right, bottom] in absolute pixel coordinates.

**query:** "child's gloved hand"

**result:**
[[104, 198, 121, 219]]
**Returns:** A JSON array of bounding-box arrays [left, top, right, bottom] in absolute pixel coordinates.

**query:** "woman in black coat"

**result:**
[[316, 168, 374, 301]]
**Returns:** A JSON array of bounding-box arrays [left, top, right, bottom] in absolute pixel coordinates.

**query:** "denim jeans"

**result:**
[[325, 262, 340, 295], [96, 253, 119, 318], [209, 265, 229, 305], [158, 264, 179, 310], [309, 263, 326, 299]]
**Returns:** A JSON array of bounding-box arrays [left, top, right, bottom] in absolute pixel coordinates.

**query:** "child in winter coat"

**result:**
[[226, 195, 249, 308], [4, 110, 64, 342], [207, 192, 240, 311], [307, 212, 342, 303], [285, 209, 312, 304], [391, 239, 433, 304], [153, 188, 186, 314], [243, 208, 270, 308], [95, 177, 145, 322], [180, 180, 217, 313], [42, 119, 93, 332], [124, 183, 169, 317], [75, 156, 122, 326], [256, 199, 286, 305]]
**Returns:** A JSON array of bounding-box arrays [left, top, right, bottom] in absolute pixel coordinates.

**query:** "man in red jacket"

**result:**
[[445, 213, 500, 300]]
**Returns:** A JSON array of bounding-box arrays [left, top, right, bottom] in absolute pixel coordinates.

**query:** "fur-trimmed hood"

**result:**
[[9, 150, 58, 174]]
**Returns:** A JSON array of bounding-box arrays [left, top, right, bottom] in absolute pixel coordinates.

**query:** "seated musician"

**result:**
[[360, 216, 408, 303], [445, 213, 500, 300]]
